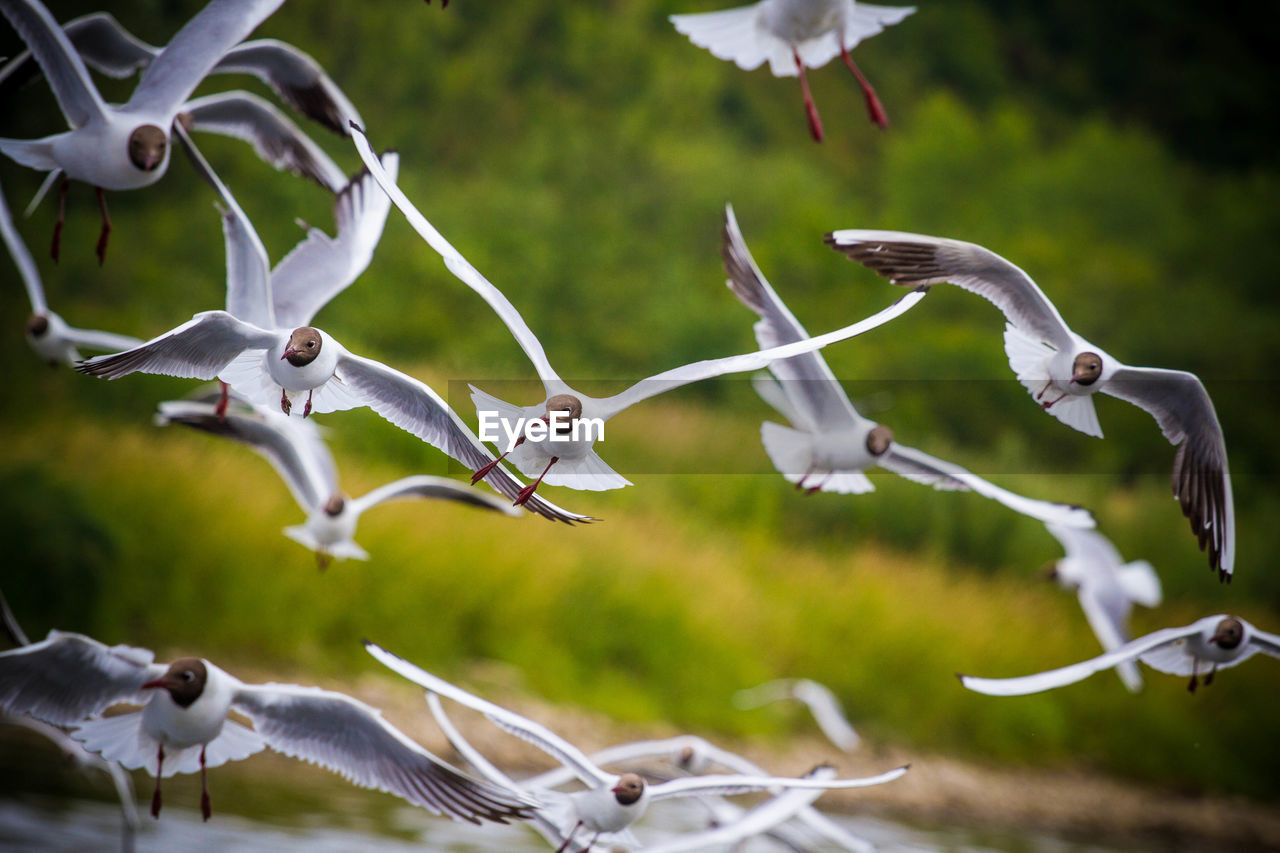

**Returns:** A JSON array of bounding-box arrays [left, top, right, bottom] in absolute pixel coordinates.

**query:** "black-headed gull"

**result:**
[[670, 0, 914, 140], [155, 395, 521, 565], [724, 206, 1096, 529], [0, 11, 362, 136], [826, 229, 1234, 579], [1, 171, 140, 365], [0, 0, 343, 263], [733, 677, 860, 751], [352, 126, 926, 506], [0, 631, 538, 824], [959, 615, 1280, 696], [366, 641, 908, 851], [1043, 523, 1162, 692], [77, 141, 590, 524]]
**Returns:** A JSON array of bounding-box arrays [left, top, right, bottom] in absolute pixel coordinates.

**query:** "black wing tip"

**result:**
[[348, 119, 365, 135]]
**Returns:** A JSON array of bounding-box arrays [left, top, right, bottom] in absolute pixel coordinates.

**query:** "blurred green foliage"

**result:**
[[1, 0, 1277, 803]]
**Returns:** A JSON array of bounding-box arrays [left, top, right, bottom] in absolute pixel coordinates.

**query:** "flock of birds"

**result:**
[[0, 0, 1275, 850]]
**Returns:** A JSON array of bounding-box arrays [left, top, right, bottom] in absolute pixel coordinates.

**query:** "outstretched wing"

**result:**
[[825, 230, 1074, 351], [0, 0, 107, 128], [648, 765, 908, 802], [75, 311, 276, 381], [0, 630, 161, 725], [233, 682, 537, 824], [1102, 365, 1233, 579], [351, 474, 522, 519]]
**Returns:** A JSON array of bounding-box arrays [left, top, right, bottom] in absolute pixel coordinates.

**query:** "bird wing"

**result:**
[[75, 310, 276, 381], [958, 620, 1209, 696], [173, 122, 275, 329], [594, 288, 926, 421], [1101, 365, 1233, 578], [155, 398, 334, 512], [232, 682, 537, 824], [880, 443, 1096, 528], [58, 325, 144, 353], [332, 352, 592, 524], [1249, 625, 1280, 660], [180, 90, 347, 192], [0, 630, 162, 725], [791, 679, 859, 751], [722, 203, 867, 431], [0, 0, 107, 128], [350, 124, 565, 392], [0, 171, 46, 313], [1043, 524, 1124, 571], [0, 11, 152, 99], [350, 474, 522, 519], [825, 230, 1074, 351], [122, 0, 284, 118], [649, 765, 908, 802], [364, 642, 615, 790], [211, 38, 363, 136], [271, 152, 398, 328], [1075, 581, 1142, 692]]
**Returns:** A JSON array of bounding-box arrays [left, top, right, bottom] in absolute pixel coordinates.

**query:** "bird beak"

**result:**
[[610, 784, 626, 795], [1210, 630, 1230, 645], [280, 347, 295, 361], [141, 677, 170, 690]]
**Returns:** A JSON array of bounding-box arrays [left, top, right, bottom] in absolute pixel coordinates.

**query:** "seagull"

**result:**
[[724, 205, 1096, 529], [0, 0, 346, 264], [366, 641, 909, 852], [518, 734, 874, 852], [669, 0, 914, 141], [76, 138, 591, 524], [733, 677, 860, 752], [351, 126, 926, 506], [826, 229, 1234, 580], [155, 394, 521, 566], [0, 631, 539, 825], [1, 170, 141, 365], [429, 695, 847, 853], [1042, 523, 1163, 692], [0, 10, 363, 136], [959, 615, 1280, 696]]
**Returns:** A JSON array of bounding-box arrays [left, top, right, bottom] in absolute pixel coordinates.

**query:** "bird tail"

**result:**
[[670, 6, 777, 73], [1117, 560, 1162, 608]]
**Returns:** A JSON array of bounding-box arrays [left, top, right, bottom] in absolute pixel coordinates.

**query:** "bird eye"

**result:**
[[181, 671, 193, 681]]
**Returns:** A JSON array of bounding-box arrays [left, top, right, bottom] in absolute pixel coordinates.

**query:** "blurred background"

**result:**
[[1, 0, 1277, 845]]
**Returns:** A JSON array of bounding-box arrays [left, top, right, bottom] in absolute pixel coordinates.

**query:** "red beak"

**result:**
[[610, 784, 626, 795], [141, 677, 169, 690], [280, 348, 295, 361]]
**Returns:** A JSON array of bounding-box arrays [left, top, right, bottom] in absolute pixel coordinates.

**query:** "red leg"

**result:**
[[50, 177, 69, 262], [200, 745, 211, 821], [150, 744, 164, 818], [215, 381, 230, 419], [514, 456, 558, 506], [1203, 665, 1216, 687], [555, 820, 582, 853], [302, 389, 313, 418], [472, 436, 525, 485], [794, 50, 824, 142], [94, 187, 111, 265], [840, 44, 888, 129], [1187, 659, 1199, 693], [1040, 391, 1068, 410], [280, 387, 292, 415], [794, 465, 814, 490], [806, 472, 833, 495], [1035, 379, 1053, 400]]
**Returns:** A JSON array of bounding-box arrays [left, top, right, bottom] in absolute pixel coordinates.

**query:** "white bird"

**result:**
[[724, 205, 1096, 529], [0, 631, 539, 825], [366, 641, 908, 852], [733, 677, 860, 752], [669, 0, 914, 141], [826, 229, 1234, 579], [0, 0, 345, 264], [1042, 523, 1163, 692], [155, 394, 521, 565], [959, 614, 1280, 696], [1, 170, 141, 365], [0, 10, 362, 137], [75, 141, 591, 524], [351, 126, 926, 506]]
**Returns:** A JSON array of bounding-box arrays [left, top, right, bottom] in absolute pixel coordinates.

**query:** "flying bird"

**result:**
[[1, 171, 140, 365], [156, 394, 521, 565], [669, 0, 914, 141], [351, 126, 925, 506], [826, 229, 1234, 579], [959, 615, 1280, 696], [367, 640, 908, 852], [0, 11, 363, 136], [1042, 523, 1162, 692], [0, 0, 346, 263], [733, 677, 860, 752], [0, 631, 539, 824], [724, 205, 1095, 529]]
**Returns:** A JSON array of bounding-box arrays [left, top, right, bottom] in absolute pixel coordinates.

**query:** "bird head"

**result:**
[[142, 657, 208, 708], [323, 494, 346, 517], [282, 327, 323, 366], [128, 125, 167, 172], [1071, 352, 1103, 386], [611, 772, 645, 805], [865, 424, 894, 456], [544, 394, 583, 436], [1210, 616, 1244, 649]]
